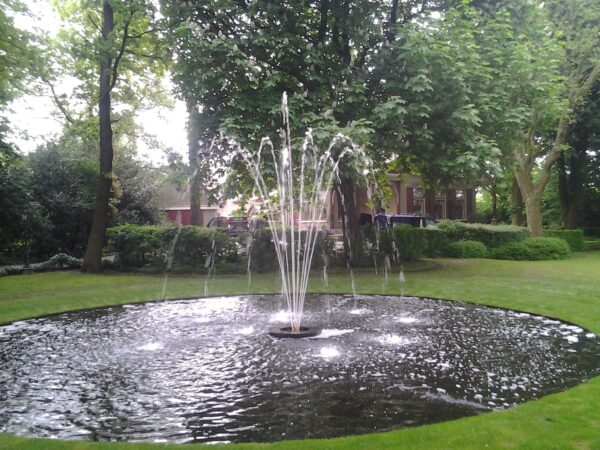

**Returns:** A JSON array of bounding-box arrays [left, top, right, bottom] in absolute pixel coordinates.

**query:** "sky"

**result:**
[[7, 0, 189, 166]]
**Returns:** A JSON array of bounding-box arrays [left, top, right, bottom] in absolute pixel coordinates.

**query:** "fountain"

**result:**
[[2, 96, 600, 445], [232, 92, 370, 337]]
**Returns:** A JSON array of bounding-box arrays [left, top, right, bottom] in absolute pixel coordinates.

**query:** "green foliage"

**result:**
[[583, 227, 600, 238], [436, 221, 528, 248], [0, 253, 81, 277], [584, 239, 600, 251], [393, 225, 426, 263], [492, 237, 571, 261], [544, 229, 585, 251], [447, 240, 488, 259], [422, 229, 452, 258], [363, 224, 426, 264]]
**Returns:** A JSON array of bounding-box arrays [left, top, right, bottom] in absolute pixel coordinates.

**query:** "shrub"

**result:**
[[362, 224, 426, 264], [422, 228, 451, 257], [492, 237, 571, 261], [393, 224, 426, 262], [583, 227, 600, 238], [544, 229, 584, 251], [38, 253, 82, 270], [107, 225, 236, 272], [446, 240, 488, 258], [436, 221, 528, 248], [584, 239, 600, 251]]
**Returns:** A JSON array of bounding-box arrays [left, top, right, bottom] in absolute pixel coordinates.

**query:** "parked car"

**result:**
[[207, 216, 249, 236], [372, 214, 436, 229]]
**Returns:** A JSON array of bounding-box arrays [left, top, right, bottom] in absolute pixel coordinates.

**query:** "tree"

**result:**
[[163, 1, 504, 250], [53, 0, 166, 272], [470, 2, 568, 236]]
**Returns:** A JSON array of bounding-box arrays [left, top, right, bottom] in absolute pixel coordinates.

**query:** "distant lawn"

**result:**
[[1, 252, 600, 449]]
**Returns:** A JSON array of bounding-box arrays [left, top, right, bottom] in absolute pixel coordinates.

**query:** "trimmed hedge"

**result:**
[[585, 239, 600, 251], [107, 225, 235, 272], [544, 229, 584, 251], [491, 237, 571, 261], [436, 221, 528, 248], [107, 224, 332, 273], [363, 224, 426, 264], [583, 227, 600, 238], [447, 240, 488, 258]]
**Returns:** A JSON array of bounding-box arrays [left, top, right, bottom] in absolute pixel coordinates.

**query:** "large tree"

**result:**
[[479, 0, 600, 236], [53, 0, 166, 272], [163, 1, 504, 246]]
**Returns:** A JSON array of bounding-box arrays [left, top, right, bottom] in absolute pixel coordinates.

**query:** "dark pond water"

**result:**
[[1, 294, 599, 444]]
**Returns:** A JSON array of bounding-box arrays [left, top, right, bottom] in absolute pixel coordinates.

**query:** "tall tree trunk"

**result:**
[[558, 139, 587, 229], [187, 101, 203, 226], [336, 178, 361, 262], [510, 177, 524, 226], [491, 185, 497, 223], [514, 168, 545, 236], [82, 2, 114, 273]]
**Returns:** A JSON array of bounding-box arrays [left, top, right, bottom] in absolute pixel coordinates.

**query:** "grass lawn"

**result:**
[[1, 252, 600, 449]]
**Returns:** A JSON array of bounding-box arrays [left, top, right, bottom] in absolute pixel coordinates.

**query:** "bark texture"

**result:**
[[82, 2, 115, 273]]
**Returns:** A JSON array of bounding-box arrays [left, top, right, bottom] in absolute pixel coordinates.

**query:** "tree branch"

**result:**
[[40, 75, 76, 125], [109, 9, 135, 92]]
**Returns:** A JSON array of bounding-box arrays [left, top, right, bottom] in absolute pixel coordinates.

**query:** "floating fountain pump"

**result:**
[[268, 326, 321, 339]]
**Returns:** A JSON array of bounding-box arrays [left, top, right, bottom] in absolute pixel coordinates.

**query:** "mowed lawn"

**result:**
[[1, 252, 600, 449]]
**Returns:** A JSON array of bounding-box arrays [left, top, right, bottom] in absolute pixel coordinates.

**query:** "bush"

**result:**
[[446, 240, 488, 258], [544, 229, 584, 251], [491, 237, 571, 261], [422, 228, 452, 257], [584, 239, 600, 251], [583, 227, 600, 238], [362, 224, 426, 264], [436, 221, 528, 248], [393, 224, 426, 262], [38, 253, 82, 270], [107, 224, 236, 272]]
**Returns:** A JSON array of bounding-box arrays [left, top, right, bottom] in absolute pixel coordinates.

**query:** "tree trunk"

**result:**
[[491, 186, 497, 223], [336, 178, 362, 262], [558, 139, 586, 229], [82, 1, 114, 273], [510, 177, 524, 226], [187, 101, 203, 226], [514, 168, 544, 237]]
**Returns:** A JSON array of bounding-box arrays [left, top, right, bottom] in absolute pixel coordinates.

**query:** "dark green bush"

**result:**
[[492, 237, 571, 261], [107, 224, 333, 273], [584, 239, 600, 251], [446, 240, 488, 258], [422, 228, 452, 257], [107, 225, 237, 272], [544, 229, 584, 251], [362, 224, 426, 263], [393, 225, 426, 262], [436, 221, 527, 248], [583, 227, 600, 238]]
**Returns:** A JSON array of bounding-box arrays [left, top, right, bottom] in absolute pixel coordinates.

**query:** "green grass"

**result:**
[[1, 253, 600, 449]]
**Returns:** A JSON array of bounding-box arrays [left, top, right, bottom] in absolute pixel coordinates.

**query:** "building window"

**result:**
[[451, 189, 465, 219], [434, 192, 446, 220], [412, 188, 425, 215]]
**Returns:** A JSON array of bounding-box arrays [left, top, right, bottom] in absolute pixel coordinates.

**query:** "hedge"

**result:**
[[491, 237, 571, 261], [446, 240, 488, 258], [435, 221, 528, 248], [107, 224, 333, 273], [362, 224, 426, 264], [583, 227, 600, 238], [585, 239, 600, 251], [544, 229, 584, 251], [107, 225, 235, 272]]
